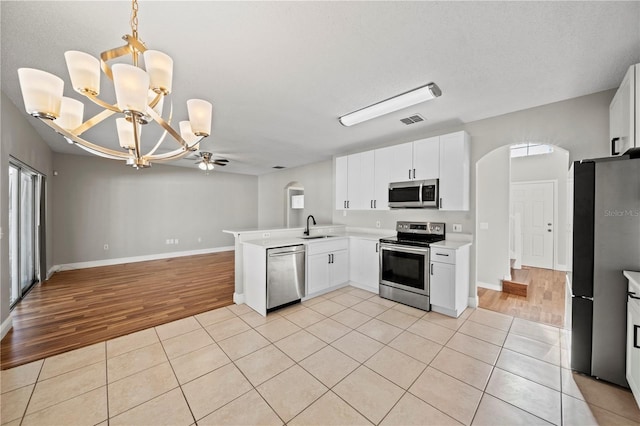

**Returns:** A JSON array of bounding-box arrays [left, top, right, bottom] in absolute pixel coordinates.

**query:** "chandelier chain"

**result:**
[[130, 0, 139, 39]]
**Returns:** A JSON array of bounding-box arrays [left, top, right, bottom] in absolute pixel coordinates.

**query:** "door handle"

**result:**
[[611, 137, 620, 156]]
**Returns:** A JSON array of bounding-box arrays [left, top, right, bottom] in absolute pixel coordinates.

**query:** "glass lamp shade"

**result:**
[[17, 68, 64, 119], [116, 117, 141, 150], [198, 162, 207, 171], [207, 163, 215, 171], [112, 64, 150, 114], [64, 51, 100, 95], [179, 120, 199, 145], [143, 50, 173, 95], [54, 97, 84, 131], [187, 99, 212, 136]]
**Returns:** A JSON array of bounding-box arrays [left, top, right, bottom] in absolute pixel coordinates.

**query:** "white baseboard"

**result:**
[[468, 296, 478, 308], [347, 281, 378, 295], [46, 266, 59, 280], [477, 281, 502, 291], [555, 263, 568, 272], [233, 292, 245, 304], [54, 246, 234, 272], [1, 315, 13, 340]]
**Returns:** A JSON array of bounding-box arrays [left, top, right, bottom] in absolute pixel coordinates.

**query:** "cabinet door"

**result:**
[[330, 250, 349, 287], [627, 298, 640, 407], [349, 239, 380, 286], [413, 137, 440, 180], [373, 147, 392, 210], [609, 65, 635, 156], [430, 261, 455, 310], [335, 155, 349, 209], [439, 131, 470, 211], [349, 151, 375, 210], [386, 142, 414, 183], [307, 253, 330, 295]]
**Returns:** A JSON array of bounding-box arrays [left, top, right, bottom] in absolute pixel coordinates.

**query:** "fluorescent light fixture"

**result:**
[[339, 83, 441, 127]]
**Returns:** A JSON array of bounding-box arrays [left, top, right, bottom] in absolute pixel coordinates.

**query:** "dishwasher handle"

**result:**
[[268, 245, 306, 257]]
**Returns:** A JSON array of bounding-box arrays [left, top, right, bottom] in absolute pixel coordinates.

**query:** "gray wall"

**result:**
[[1, 91, 54, 326], [258, 160, 333, 229], [52, 153, 258, 265]]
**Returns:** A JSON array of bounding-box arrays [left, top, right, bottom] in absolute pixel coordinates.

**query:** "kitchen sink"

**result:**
[[299, 235, 337, 240]]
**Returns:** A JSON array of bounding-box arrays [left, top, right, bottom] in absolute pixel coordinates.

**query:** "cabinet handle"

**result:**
[[439, 197, 442, 208], [374, 200, 377, 208], [436, 253, 449, 257], [611, 137, 620, 156], [328, 254, 331, 264], [413, 169, 416, 179], [629, 291, 640, 300], [409, 169, 411, 180], [635, 325, 640, 349], [371, 200, 373, 209], [430, 264, 433, 275], [376, 243, 379, 253], [347, 200, 350, 209], [343, 200, 346, 209]]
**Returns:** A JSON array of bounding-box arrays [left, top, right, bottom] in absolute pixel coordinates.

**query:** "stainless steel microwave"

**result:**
[[388, 179, 439, 208]]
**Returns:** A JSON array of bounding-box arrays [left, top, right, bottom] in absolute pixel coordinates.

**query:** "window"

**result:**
[[510, 143, 554, 158], [8, 159, 45, 308]]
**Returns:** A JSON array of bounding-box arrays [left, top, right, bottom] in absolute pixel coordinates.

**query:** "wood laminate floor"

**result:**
[[477, 266, 566, 327], [0, 251, 234, 370]]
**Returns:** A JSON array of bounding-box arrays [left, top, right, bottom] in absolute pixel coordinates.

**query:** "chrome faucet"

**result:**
[[304, 215, 316, 236]]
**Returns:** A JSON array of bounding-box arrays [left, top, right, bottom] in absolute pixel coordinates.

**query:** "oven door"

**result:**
[[379, 243, 430, 295]]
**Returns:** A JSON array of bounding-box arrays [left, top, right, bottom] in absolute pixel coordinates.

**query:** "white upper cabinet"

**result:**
[[439, 131, 470, 211], [335, 155, 349, 209], [385, 142, 414, 183], [335, 130, 470, 211], [413, 136, 440, 180], [610, 63, 638, 156]]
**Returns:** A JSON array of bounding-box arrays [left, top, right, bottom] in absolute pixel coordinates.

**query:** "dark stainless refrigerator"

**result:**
[[571, 155, 640, 388]]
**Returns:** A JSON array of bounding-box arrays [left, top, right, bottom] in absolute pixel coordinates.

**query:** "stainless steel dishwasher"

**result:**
[[266, 245, 306, 310]]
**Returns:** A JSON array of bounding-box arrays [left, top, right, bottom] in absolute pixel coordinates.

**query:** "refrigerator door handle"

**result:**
[[573, 295, 594, 301], [611, 137, 620, 156], [629, 291, 640, 300]]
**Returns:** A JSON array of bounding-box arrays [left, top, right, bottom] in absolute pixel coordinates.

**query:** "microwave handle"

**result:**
[[419, 182, 423, 204]]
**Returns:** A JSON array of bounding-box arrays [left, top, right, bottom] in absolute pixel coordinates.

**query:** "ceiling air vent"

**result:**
[[273, 166, 286, 169], [400, 114, 425, 125]]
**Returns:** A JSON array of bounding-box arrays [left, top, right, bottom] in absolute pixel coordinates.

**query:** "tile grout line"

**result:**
[[104, 342, 110, 426], [16, 359, 44, 426]]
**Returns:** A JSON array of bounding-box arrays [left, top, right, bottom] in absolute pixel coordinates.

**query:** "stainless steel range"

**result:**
[[379, 221, 445, 311]]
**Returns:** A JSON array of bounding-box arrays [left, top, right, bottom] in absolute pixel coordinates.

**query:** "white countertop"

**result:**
[[431, 240, 472, 250]]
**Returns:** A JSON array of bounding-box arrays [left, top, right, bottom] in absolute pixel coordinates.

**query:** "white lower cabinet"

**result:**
[[306, 238, 349, 297], [626, 272, 640, 409], [429, 244, 470, 318], [349, 238, 379, 292]]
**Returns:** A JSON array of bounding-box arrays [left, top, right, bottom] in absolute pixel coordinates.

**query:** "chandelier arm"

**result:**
[[132, 116, 142, 161], [145, 107, 192, 150], [83, 93, 121, 113], [99, 44, 135, 81], [146, 147, 195, 162], [145, 99, 173, 157], [73, 109, 117, 136], [42, 119, 131, 160]]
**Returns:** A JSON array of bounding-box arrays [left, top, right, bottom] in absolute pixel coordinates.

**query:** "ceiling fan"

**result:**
[[194, 151, 229, 171]]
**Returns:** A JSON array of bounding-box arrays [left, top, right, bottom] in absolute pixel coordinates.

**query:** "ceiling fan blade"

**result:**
[[213, 161, 227, 166], [215, 158, 229, 163]]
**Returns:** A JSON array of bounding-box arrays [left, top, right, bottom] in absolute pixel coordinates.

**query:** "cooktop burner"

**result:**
[[379, 221, 446, 247]]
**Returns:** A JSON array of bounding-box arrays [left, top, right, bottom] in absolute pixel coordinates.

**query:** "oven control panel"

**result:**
[[396, 221, 445, 236]]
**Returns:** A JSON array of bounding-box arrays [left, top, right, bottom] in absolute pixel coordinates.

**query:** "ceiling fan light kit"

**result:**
[[16, 0, 212, 169], [339, 82, 441, 127]]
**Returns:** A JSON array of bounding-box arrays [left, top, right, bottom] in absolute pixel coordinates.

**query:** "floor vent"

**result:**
[[400, 114, 425, 125]]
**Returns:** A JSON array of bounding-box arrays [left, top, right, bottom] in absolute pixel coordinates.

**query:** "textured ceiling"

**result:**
[[2, 1, 639, 175]]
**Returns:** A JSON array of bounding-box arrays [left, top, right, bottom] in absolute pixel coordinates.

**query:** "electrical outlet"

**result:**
[[452, 224, 462, 232], [262, 232, 270, 238], [103, 244, 109, 250], [376, 220, 381, 228]]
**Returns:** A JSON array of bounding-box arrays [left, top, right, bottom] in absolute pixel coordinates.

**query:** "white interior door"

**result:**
[[511, 181, 554, 269]]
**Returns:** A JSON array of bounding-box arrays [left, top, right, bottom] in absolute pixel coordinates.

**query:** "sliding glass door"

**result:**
[[8, 160, 44, 308]]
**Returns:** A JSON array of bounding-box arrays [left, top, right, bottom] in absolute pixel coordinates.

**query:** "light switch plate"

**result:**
[[452, 224, 462, 232]]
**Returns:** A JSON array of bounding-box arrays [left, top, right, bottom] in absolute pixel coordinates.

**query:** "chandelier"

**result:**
[[16, 0, 211, 169]]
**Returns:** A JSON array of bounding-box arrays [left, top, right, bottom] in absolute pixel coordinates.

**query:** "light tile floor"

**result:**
[[2, 285, 640, 425]]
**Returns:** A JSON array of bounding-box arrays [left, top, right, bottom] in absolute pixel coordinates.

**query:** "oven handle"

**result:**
[[380, 243, 430, 256]]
